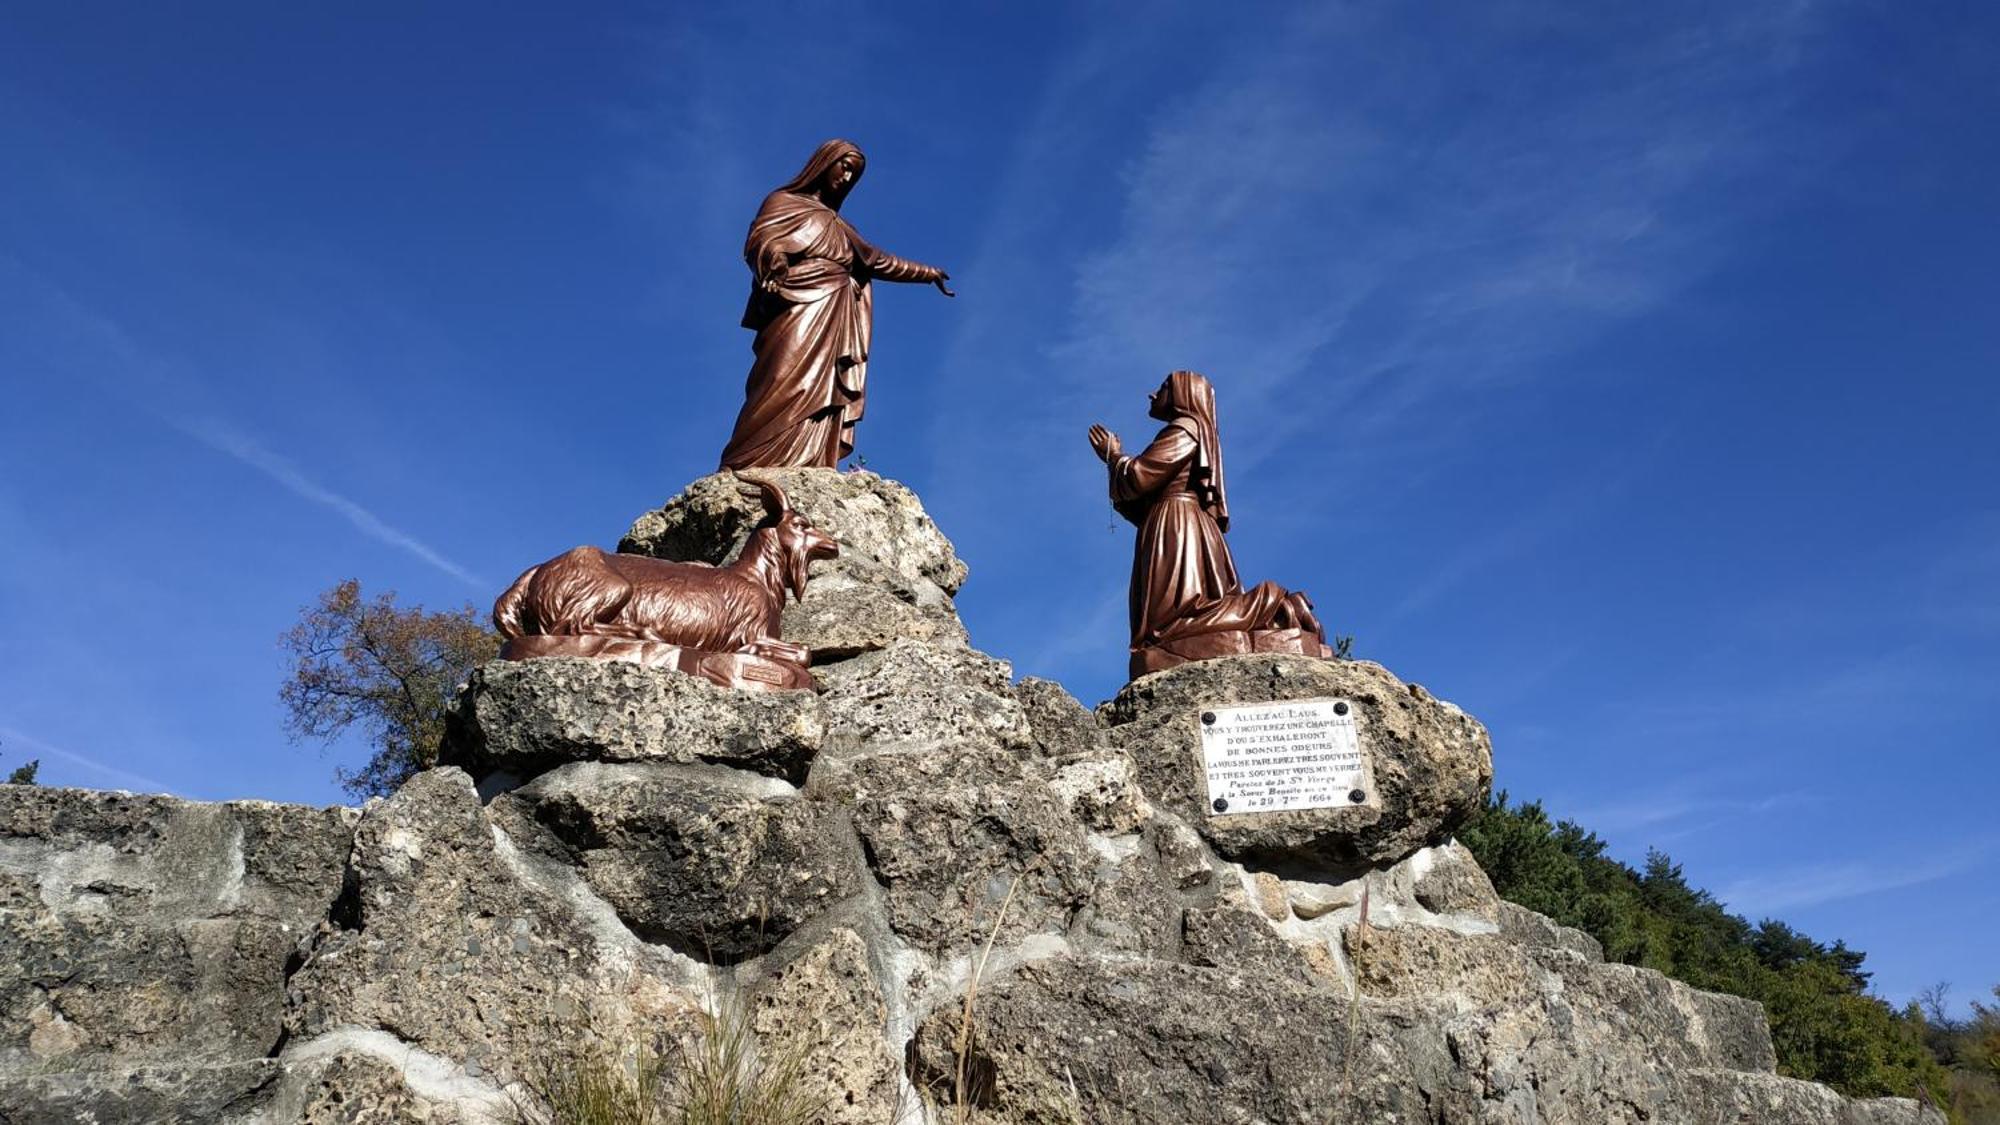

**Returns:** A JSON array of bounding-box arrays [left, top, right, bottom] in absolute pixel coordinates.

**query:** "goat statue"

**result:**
[[492, 473, 838, 691]]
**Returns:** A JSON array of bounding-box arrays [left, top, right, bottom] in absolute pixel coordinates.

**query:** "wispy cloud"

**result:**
[[919, 2, 1837, 693], [1053, 2, 1827, 479], [1564, 786, 1825, 838], [1715, 837, 1999, 915], [174, 416, 483, 588], [0, 725, 172, 795], [6, 261, 483, 589]]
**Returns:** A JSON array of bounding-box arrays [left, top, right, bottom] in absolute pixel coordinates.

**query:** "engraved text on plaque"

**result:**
[[1198, 698, 1367, 814]]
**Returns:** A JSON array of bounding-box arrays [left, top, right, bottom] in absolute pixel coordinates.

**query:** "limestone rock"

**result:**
[[1047, 750, 1152, 836], [814, 640, 1033, 757], [1412, 838, 1502, 919], [0, 474, 1941, 1125], [0, 787, 353, 1121], [909, 956, 1372, 1123], [1181, 905, 1323, 984], [0, 1060, 281, 1124], [746, 928, 898, 1125], [620, 468, 968, 595], [1066, 845, 1185, 959], [1494, 899, 1606, 961], [780, 553, 969, 662], [283, 769, 703, 1094], [442, 656, 825, 784], [1015, 677, 1104, 759], [842, 746, 1094, 956], [493, 761, 859, 962], [1147, 814, 1216, 890], [1104, 654, 1493, 866]]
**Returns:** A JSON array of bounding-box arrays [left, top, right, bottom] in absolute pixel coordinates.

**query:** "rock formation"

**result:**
[[0, 471, 1942, 1123]]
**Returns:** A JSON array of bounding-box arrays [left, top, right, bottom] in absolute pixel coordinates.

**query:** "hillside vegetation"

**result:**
[[1459, 794, 1997, 1122]]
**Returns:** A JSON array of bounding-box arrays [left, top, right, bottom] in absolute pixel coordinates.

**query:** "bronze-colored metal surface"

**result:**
[[719, 139, 953, 470], [1090, 371, 1334, 679], [491, 474, 836, 692]]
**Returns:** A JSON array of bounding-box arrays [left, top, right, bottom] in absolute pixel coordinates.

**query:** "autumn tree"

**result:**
[[280, 579, 499, 798]]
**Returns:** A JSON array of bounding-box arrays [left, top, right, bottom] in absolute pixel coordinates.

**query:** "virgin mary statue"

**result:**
[[718, 140, 953, 470]]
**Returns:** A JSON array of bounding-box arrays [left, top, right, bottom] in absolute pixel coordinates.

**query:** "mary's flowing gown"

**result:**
[[719, 189, 943, 470]]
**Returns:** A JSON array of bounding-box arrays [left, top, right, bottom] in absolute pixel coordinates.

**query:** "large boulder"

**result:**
[[493, 761, 861, 962], [0, 787, 356, 1122], [282, 768, 705, 1109], [620, 469, 971, 663], [1103, 654, 1493, 866], [442, 656, 826, 785], [835, 745, 1095, 958], [620, 468, 967, 594]]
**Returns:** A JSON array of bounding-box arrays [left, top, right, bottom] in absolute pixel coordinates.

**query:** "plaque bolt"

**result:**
[[1212, 798, 1228, 813], [1349, 789, 1366, 804], [1200, 711, 1216, 726], [1334, 701, 1349, 716]]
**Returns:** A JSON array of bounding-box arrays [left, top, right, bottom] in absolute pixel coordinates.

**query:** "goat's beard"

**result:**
[[788, 553, 811, 604]]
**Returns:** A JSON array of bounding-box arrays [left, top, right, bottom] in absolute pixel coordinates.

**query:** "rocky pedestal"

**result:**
[[0, 470, 1943, 1125]]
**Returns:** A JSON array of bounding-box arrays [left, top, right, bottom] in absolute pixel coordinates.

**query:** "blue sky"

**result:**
[[3, 4, 1994, 1011]]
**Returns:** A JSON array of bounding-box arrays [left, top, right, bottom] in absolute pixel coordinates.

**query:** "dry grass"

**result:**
[[513, 999, 823, 1125], [914, 869, 1088, 1125]]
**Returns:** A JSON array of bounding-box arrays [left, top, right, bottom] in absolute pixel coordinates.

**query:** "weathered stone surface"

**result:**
[[1047, 750, 1152, 836], [442, 656, 825, 784], [0, 1060, 280, 1125], [842, 746, 1093, 956], [260, 1033, 519, 1124], [1348, 919, 1779, 1076], [1181, 905, 1323, 984], [746, 927, 898, 1125], [1494, 899, 1605, 961], [1015, 677, 1103, 759], [910, 956, 1374, 1123], [1284, 876, 1361, 920], [780, 553, 968, 662], [1104, 654, 1493, 866], [1146, 814, 1216, 890], [284, 769, 703, 1091], [1679, 1070, 1940, 1124], [1412, 838, 1501, 919], [1067, 846, 1185, 959], [620, 468, 968, 595], [917, 930, 1936, 1125], [1345, 920, 1541, 1003], [493, 761, 859, 962], [0, 787, 354, 1120], [814, 640, 1033, 756]]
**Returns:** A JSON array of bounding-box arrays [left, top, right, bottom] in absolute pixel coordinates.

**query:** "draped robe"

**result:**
[[1109, 420, 1293, 650], [719, 189, 943, 470]]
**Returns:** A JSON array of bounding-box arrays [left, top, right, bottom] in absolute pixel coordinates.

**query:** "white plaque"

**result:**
[[1197, 698, 1368, 815]]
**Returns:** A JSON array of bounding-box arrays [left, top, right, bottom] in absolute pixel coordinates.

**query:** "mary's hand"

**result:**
[[759, 264, 788, 295], [1088, 424, 1122, 463], [933, 270, 956, 298]]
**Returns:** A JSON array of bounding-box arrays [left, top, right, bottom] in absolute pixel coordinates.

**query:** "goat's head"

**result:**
[[736, 472, 839, 600]]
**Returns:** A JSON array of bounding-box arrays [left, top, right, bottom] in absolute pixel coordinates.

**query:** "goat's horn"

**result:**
[[731, 470, 790, 515]]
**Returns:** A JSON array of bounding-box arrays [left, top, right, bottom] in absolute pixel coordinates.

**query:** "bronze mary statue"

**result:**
[[1090, 370, 1333, 677], [718, 140, 954, 471]]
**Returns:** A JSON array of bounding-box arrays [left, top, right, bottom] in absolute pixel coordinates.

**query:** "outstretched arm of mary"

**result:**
[[851, 230, 946, 285]]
